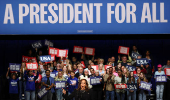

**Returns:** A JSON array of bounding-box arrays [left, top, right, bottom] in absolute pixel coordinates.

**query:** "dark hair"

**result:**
[[11, 73, 17, 79], [45, 70, 50, 73], [90, 68, 94, 71], [121, 55, 127, 58], [77, 79, 89, 91], [70, 71, 75, 74], [117, 69, 125, 83], [128, 71, 135, 83]]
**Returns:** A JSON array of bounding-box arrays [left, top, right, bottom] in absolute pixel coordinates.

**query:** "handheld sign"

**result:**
[[9, 63, 21, 72], [40, 65, 44, 71], [136, 58, 149, 66], [164, 68, 170, 76], [57, 49, 68, 57], [90, 76, 101, 85], [26, 63, 38, 70], [118, 46, 129, 55], [55, 81, 66, 89], [134, 74, 139, 80], [114, 84, 127, 89], [105, 65, 112, 70], [81, 61, 86, 68], [84, 47, 95, 55], [40, 55, 52, 62], [50, 72, 57, 78], [91, 65, 98, 71], [32, 41, 42, 48], [126, 65, 136, 71], [49, 47, 58, 55], [69, 80, 77, 86], [45, 39, 53, 47], [139, 81, 152, 91], [73, 46, 83, 53], [131, 51, 142, 59], [126, 83, 137, 90], [156, 75, 167, 82], [22, 56, 37, 63], [37, 87, 49, 99]]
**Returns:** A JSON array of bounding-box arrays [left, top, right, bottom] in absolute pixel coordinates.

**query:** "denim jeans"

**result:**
[[116, 92, 125, 100], [156, 85, 164, 100], [19, 80, 26, 100], [127, 90, 136, 100], [138, 90, 146, 100], [26, 91, 35, 100], [56, 89, 63, 100], [42, 90, 53, 100], [105, 90, 114, 100]]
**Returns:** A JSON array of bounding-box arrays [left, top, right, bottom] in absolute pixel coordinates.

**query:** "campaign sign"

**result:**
[[81, 61, 86, 68], [32, 41, 42, 48], [126, 83, 137, 90], [118, 46, 129, 55], [40, 55, 51, 62], [84, 47, 95, 55], [126, 65, 136, 71], [37, 87, 49, 99], [55, 81, 66, 89], [9, 63, 21, 72], [22, 56, 37, 63], [40, 65, 44, 70], [156, 75, 167, 82], [49, 47, 58, 55], [139, 81, 152, 91], [45, 39, 53, 47], [50, 71, 57, 78], [91, 65, 98, 71], [136, 58, 149, 66], [73, 46, 83, 53], [105, 65, 112, 70], [90, 76, 101, 85], [26, 63, 38, 70], [114, 84, 127, 89], [69, 80, 77, 86], [134, 74, 139, 80], [57, 49, 68, 57], [164, 68, 170, 76], [131, 51, 142, 59]]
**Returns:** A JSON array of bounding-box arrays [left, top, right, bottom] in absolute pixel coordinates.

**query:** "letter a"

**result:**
[[4, 4, 15, 24]]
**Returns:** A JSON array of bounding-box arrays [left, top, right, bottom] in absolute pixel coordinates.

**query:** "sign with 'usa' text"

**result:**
[[1, 0, 170, 34], [40, 55, 52, 62], [136, 58, 149, 66]]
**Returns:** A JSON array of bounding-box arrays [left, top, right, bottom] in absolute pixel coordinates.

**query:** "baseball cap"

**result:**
[[157, 64, 162, 68]]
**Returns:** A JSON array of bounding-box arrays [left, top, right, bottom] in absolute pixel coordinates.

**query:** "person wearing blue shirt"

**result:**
[[41, 70, 54, 100], [6, 67, 21, 100], [24, 68, 39, 100]]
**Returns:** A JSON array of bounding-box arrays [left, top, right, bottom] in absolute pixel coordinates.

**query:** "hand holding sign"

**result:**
[[62, 88, 66, 95]]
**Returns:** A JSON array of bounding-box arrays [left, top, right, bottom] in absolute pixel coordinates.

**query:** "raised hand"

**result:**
[[62, 88, 66, 95]]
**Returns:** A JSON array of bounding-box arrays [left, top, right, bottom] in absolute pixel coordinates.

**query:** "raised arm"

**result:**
[[6, 67, 10, 78]]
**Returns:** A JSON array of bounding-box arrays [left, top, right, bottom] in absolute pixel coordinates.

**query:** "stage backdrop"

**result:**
[[0, 0, 170, 34], [0, 39, 170, 76]]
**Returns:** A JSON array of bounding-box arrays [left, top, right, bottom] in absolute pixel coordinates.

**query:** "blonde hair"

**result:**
[[123, 67, 129, 77], [99, 59, 104, 63], [99, 63, 105, 71]]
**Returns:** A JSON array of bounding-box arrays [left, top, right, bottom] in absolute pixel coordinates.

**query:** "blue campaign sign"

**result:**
[[139, 81, 152, 91], [40, 55, 51, 62], [9, 63, 21, 72], [37, 87, 49, 99], [126, 83, 137, 91], [126, 65, 136, 71], [44, 39, 53, 47], [50, 71, 57, 78], [0, 0, 170, 34], [131, 51, 142, 59], [136, 58, 149, 66], [90, 76, 101, 85], [156, 75, 167, 82], [55, 81, 66, 89], [32, 41, 42, 48]]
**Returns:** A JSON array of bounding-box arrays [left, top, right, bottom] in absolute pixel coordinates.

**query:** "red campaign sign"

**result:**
[[59, 57, 67, 65], [22, 56, 37, 63], [57, 49, 68, 57], [73, 46, 83, 53], [105, 65, 112, 70], [118, 46, 129, 55], [164, 68, 170, 76], [91, 65, 98, 71], [84, 47, 95, 55], [81, 61, 86, 68], [114, 84, 127, 89], [49, 47, 58, 55], [26, 63, 38, 70]]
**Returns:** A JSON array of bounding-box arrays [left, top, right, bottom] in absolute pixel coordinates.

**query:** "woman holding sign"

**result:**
[[62, 79, 94, 100], [154, 64, 165, 100]]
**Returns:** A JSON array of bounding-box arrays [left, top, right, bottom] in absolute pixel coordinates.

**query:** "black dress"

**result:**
[[62, 89, 94, 100]]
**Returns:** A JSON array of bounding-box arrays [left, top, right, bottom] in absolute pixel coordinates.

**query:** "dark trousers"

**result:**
[[93, 90, 103, 100], [10, 93, 18, 100], [163, 79, 170, 100]]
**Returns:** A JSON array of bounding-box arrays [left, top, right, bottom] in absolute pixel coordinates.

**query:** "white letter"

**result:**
[[3, 4, 14, 24], [64, 3, 74, 23], [107, 3, 115, 23], [48, 3, 58, 24], [75, 3, 82, 23], [160, 3, 168, 23], [94, 3, 102, 23], [83, 3, 93, 23], [30, 4, 40, 24], [141, 3, 152, 23], [40, 3, 48, 23], [59, 3, 63, 23], [115, 3, 125, 23], [19, 4, 29, 24], [126, 3, 136, 23], [152, 3, 159, 23]]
